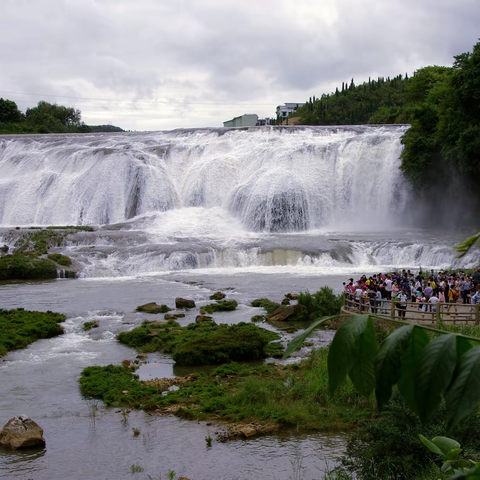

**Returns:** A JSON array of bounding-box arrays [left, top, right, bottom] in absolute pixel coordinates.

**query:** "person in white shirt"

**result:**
[[385, 276, 393, 300]]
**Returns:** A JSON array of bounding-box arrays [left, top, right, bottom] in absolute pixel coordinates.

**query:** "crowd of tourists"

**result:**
[[343, 269, 480, 318]]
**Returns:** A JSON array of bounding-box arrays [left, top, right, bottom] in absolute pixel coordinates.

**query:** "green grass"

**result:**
[[117, 320, 281, 365], [0, 308, 66, 356], [79, 348, 376, 430], [199, 300, 238, 314]]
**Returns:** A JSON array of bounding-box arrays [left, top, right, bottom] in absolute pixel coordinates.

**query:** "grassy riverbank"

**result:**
[[0, 308, 66, 356], [80, 348, 375, 431]]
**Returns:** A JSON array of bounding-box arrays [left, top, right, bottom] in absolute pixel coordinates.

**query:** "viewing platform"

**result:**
[[342, 293, 480, 326]]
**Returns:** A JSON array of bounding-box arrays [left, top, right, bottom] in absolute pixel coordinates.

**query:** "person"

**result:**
[[397, 289, 408, 318], [384, 275, 393, 300], [368, 287, 377, 313], [429, 292, 439, 313], [424, 284, 433, 302]]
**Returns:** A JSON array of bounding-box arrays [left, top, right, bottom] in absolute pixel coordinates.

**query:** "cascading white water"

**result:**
[[0, 126, 409, 230], [2, 126, 475, 278]]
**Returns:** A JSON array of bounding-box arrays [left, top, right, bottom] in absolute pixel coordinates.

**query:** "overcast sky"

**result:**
[[1, 0, 479, 131]]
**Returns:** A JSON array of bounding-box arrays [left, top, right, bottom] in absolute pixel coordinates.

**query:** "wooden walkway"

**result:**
[[343, 294, 480, 326]]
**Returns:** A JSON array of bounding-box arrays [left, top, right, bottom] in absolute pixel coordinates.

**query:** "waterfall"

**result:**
[[0, 126, 409, 230]]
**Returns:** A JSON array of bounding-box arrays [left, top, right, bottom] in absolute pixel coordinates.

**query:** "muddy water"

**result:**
[[0, 273, 346, 480]]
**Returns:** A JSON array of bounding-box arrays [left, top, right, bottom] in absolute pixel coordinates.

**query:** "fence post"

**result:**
[[476, 304, 480, 326], [391, 297, 395, 319], [436, 303, 441, 323]]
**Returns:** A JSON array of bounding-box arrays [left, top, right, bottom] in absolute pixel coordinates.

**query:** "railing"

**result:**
[[343, 293, 480, 325]]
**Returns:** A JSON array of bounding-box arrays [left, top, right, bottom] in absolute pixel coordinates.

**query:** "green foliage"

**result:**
[[0, 308, 66, 356], [0, 255, 57, 280], [297, 287, 344, 318], [0, 98, 124, 134], [79, 349, 376, 430], [339, 392, 480, 480], [117, 320, 281, 365], [199, 300, 238, 314], [47, 253, 72, 266], [83, 321, 99, 331], [251, 298, 281, 314], [285, 313, 480, 431], [297, 39, 480, 190]]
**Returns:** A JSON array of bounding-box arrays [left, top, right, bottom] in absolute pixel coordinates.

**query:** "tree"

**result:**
[[0, 98, 23, 123]]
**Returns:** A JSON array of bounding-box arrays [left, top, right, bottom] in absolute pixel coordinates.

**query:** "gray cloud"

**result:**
[[0, 0, 479, 129]]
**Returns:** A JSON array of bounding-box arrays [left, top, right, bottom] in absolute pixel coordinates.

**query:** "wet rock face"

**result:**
[[0, 416, 45, 450], [266, 304, 306, 322], [175, 298, 196, 309]]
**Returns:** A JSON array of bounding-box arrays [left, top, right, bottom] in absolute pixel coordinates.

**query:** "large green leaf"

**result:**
[[446, 346, 480, 429], [414, 334, 457, 422], [375, 325, 414, 409], [348, 316, 378, 396], [432, 436, 461, 455], [398, 327, 430, 414], [328, 315, 370, 394], [282, 315, 340, 359], [447, 464, 480, 479], [419, 434, 444, 455]]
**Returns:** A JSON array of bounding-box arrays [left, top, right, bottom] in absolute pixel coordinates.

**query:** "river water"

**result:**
[[0, 127, 477, 479]]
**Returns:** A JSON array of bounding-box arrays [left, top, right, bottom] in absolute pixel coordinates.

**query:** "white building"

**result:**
[[223, 114, 258, 128], [276, 103, 305, 120]]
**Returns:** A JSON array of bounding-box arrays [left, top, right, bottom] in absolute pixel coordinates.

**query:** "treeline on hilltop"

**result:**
[[0, 99, 124, 134], [296, 39, 480, 191]]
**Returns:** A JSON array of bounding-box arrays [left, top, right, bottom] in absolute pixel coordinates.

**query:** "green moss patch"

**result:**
[[117, 320, 281, 365], [47, 253, 72, 266], [0, 308, 66, 356], [0, 255, 57, 280], [209, 292, 226, 300], [83, 320, 99, 331], [251, 299, 281, 314], [200, 300, 238, 314], [79, 348, 375, 431]]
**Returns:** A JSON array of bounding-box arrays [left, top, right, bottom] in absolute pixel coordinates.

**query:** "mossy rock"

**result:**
[[136, 303, 171, 314], [0, 255, 57, 280], [83, 320, 99, 331], [47, 253, 72, 267], [200, 300, 238, 315], [116, 320, 281, 365], [175, 298, 196, 309], [250, 299, 281, 314], [251, 315, 266, 323], [209, 292, 226, 300]]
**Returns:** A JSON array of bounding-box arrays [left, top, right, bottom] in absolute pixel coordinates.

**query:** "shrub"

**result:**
[[297, 287, 343, 318], [200, 300, 238, 314]]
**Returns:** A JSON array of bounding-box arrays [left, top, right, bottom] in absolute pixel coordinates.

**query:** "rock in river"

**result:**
[[175, 298, 196, 309], [266, 304, 306, 322], [0, 416, 46, 449]]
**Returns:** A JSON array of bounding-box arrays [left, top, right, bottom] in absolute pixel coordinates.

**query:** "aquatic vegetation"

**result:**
[[117, 320, 281, 365], [79, 349, 376, 431], [209, 292, 226, 300], [0, 255, 57, 280], [199, 300, 238, 314], [47, 253, 72, 266], [0, 308, 66, 356], [83, 320, 99, 331], [135, 303, 171, 314]]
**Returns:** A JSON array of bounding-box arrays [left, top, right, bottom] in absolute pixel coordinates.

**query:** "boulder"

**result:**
[[266, 304, 306, 322], [0, 416, 45, 449], [164, 313, 186, 320], [285, 293, 299, 300], [195, 315, 213, 323], [175, 298, 196, 309], [209, 292, 226, 300], [281, 298, 290, 305], [136, 303, 171, 314]]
